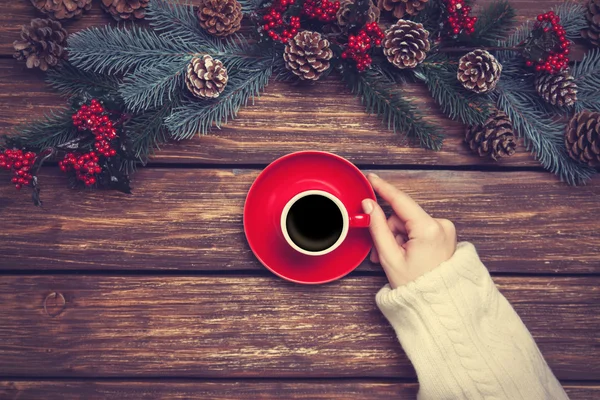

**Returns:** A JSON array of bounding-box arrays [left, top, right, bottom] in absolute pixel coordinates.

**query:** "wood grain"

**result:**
[[0, 275, 598, 379], [0, 168, 598, 273], [0, 380, 598, 399]]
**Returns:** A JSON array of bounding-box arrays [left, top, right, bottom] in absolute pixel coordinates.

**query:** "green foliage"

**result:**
[[469, 0, 516, 46], [494, 78, 595, 185], [166, 65, 273, 140], [8, 109, 79, 150], [572, 49, 600, 113], [551, 2, 588, 41], [341, 67, 444, 151], [411, 0, 444, 38], [46, 62, 121, 97], [414, 56, 492, 126]]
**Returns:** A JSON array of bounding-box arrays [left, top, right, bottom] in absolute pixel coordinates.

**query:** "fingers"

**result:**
[[362, 198, 403, 267], [387, 214, 407, 236], [370, 247, 380, 263], [367, 174, 431, 224]]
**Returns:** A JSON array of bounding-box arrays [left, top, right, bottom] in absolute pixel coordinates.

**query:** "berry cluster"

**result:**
[[264, 11, 301, 43], [0, 149, 36, 190], [72, 99, 117, 158], [525, 11, 569, 73], [443, 0, 477, 35], [341, 22, 384, 72], [59, 151, 102, 186], [302, 0, 340, 23]]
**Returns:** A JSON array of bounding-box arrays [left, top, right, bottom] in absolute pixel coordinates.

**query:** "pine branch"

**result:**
[[551, 1, 588, 41], [494, 80, 595, 185], [571, 48, 600, 113], [341, 67, 444, 151], [414, 57, 492, 126], [165, 65, 273, 140], [9, 108, 79, 150], [46, 61, 121, 97], [469, 0, 516, 46], [411, 0, 444, 38]]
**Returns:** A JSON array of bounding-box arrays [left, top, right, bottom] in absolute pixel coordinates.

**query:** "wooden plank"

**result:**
[[1, 381, 598, 399], [0, 58, 536, 168], [0, 275, 598, 379], [0, 168, 598, 273]]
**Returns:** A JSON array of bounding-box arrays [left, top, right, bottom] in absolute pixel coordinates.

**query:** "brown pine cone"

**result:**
[[565, 111, 600, 165], [185, 55, 228, 99], [466, 110, 516, 160], [378, 0, 428, 18], [582, 0, 600, 47], [101, 0, 149, 21], [535, 71, 578, 107], [337, 0, 380, 27], [197, 0, 243, 37], [283, 31, 333, 81], [30, 0, 92, 20], [383, 20, 430, 69], [13, 18, 68, 71], [457, 49, 502, 94]]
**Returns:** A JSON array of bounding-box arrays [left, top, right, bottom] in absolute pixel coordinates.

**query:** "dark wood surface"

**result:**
[[0, 0, 599, 398]]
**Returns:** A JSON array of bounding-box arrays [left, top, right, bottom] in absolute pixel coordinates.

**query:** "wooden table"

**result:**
[[1, 1, 599, 398]]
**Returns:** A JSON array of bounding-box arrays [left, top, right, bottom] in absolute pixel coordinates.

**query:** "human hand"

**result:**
[[361, 174, 457, 289]]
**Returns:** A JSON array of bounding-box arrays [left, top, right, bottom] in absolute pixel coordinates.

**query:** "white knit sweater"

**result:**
[[376, 242, 568, 400]]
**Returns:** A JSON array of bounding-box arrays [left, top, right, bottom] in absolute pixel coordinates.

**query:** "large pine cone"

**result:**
[[565, 111, 600, 165], [535, 71, 577, 107], [198, 0, 243, 37], [466, 110, 516, 160], [337, 0, 380, 27], [185, 55, 228, 99], [457, 49, 502, 94], [30, 0, 92, 20], [383, 20, 430, 69], [378, 0, 428, 18], [283, 31, 333, 81], [582, 0, 600, 47], [13, 18, 67, 71], [101, 0, 149, 21]]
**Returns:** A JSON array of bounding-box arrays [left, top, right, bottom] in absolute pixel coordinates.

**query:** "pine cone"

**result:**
[[13, 18, 68, 71], [197, 0, 243, 37], [582, 0, 600, 47], [337, 0, 380, 27], [565, 111, 600, 165], [535, 71, 578, 107], [185, 55, 228, 99], [466, 110, 516, 160], [283, 31, 333, 81], [30, 0, 92, 20], [383, 20, 430, 69], [457, 49, 502, 94], [101, 0, 149, 21], [378, 0, 428, 18]]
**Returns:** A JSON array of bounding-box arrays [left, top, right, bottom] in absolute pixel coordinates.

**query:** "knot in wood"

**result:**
[[44, 292, 66, 317]]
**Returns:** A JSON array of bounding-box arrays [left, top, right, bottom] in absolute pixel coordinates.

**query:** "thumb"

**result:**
[[362, 199, 404, 267]]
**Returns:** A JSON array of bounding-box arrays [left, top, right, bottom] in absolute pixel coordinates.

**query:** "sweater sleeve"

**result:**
[[376, 242, 568, 400]]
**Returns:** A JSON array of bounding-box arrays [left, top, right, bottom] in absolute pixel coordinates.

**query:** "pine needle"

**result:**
[[46, 61, 121, 97], [571, 48, 600, 113], [470, 0, 516, 46]]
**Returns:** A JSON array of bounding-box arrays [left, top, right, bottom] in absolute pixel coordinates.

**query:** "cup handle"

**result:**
[[349, 214, 370, 228]]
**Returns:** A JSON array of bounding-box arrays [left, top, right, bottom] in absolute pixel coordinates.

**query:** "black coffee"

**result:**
[[286, 194, 344, 252]]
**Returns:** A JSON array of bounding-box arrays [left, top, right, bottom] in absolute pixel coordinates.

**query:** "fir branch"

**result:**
[[46, 61, 121, 97], [165, 65, 273, 140], [411, 0, 444, 38], [119, 60, 188, 112], [414, 58, 491, 126], [551, 1, 588, 41], [469, 0, 516, 46], [494, 79, 595, 185], [341, 67, 444, 151], [11, 109, 79, 150], [238, 0, 267, 14], [571, 48, 600, 113]]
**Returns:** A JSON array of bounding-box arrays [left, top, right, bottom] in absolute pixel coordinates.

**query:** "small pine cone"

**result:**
[[378, 0, 428, 18], [535, 71, 578, 107], [13, 18, 68, 71], [466, 110, 516, 160], [582, 0, 600, 47], [565, 111, 600, 165], [337, 0, 380, 27], [30, 0, 92, 20], [457, 49, 502, 94], [185, 55, 228, 99], [383, 20, 430, 69], [101, 0, 149, 21], [283, 31, 333, 81], [197, 0, 243, 37]]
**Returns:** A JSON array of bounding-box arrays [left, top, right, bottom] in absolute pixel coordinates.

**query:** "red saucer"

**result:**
[[244, 151, 375, 284]]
